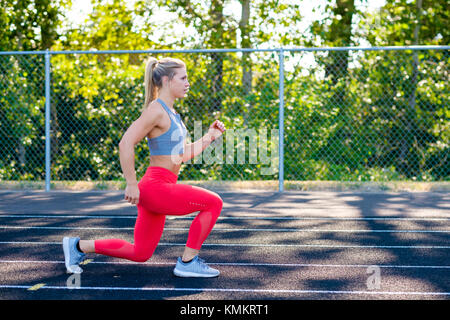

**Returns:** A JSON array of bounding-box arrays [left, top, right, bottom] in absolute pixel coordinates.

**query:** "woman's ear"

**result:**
[[161, 75, 169, 88]]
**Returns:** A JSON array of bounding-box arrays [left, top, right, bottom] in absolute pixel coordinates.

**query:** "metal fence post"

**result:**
[[45, 50, 51, 192], [278, 48, 285, 192]]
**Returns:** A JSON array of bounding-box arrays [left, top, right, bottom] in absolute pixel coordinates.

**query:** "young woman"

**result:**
[[63, 57, 226, 278]]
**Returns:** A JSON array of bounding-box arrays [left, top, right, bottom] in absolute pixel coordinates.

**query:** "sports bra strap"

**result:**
[[157, 98, 177, 115]]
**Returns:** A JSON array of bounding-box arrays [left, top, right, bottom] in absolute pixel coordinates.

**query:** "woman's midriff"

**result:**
[[149, 155, 182, 176]]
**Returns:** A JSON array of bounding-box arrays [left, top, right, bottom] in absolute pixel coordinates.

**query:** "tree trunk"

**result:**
[[400, 0, 422, 175], [240, 0, 253, 126], [325, 0, 355, 89], [319, 0, 355, 167], [208, 0, 224, 113]]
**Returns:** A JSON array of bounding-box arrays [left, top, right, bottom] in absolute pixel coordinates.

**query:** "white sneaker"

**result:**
[[62, 237, 86, 274], [173, 256, 220, 278]]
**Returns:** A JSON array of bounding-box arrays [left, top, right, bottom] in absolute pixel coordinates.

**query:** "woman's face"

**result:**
[[168, 66, 190, 99]]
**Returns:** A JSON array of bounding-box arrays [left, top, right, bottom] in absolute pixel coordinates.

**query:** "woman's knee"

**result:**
[[133, 243, 157, 263], [210, 192, 223, 213], [133, 250, 153, 263]]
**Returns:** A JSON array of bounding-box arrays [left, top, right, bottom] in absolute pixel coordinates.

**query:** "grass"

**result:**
[[1, 180, 449, 192]]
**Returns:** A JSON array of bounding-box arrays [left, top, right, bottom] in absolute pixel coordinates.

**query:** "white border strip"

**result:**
[[0, 259, 449, 269], [0, 284, 449, 296], [1, 225, 448, 234], [1, 241, 449, 249], [1, 214, 449, 221]]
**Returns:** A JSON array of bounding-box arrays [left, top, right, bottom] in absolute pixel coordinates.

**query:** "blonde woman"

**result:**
[[63, 57, 226, 278]]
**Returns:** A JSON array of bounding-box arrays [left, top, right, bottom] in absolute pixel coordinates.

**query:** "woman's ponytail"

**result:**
[[143, 57, 158, 110]]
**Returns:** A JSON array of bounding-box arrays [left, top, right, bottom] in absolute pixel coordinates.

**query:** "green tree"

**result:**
[[284, 0, 448, 181], [0, 0, 67, 51], [48, 0, 158, 180], [161, 0, 236, 112], [0, 0, 69, 180], [356, 0, 449, 179], [298, 0, 360, 179]]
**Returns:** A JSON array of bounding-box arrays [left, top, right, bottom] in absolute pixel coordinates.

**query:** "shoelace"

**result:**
[[197, 258, 210, 270], [79, 254, 87, 264], [75, 249, 87, 264]]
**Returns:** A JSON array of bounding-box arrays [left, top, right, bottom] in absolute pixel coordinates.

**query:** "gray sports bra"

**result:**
[[147, 98, 187, 156]]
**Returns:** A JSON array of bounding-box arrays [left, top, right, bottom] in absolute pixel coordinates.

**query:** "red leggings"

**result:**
[[94, 166, 223, 262]]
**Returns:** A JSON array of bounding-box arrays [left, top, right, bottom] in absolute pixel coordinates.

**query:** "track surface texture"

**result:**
[[0, 190, 449, 300]]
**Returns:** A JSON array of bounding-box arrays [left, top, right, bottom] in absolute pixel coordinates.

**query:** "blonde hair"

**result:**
[[143, 57, 185, 110]]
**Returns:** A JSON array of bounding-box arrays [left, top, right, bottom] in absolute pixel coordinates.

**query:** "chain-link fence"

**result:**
[[0, 47, 448, 191]]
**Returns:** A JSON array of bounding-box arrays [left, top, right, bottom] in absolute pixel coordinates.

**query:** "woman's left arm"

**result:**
[[182, 120, 226, 163]]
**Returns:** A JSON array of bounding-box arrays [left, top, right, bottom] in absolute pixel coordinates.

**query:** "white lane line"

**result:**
[[1, 225, 449, 234], [0, 284, 449, 296], [1, 241, 449, 249], [0, 214, 137, 219], [0, 226, 134, 231], [1, 259, 449, 269], [1, 214, 449, 221]]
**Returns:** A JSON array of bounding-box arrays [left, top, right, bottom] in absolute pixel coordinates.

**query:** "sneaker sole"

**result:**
[[173, 268, 220, 278], [62, 237, 82, 274]]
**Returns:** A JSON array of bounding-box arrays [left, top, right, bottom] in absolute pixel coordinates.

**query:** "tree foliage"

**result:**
[[0, 0, 448, 182]]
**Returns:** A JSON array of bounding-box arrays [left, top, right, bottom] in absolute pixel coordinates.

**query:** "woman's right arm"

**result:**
[[119, 105, 162, 202]]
